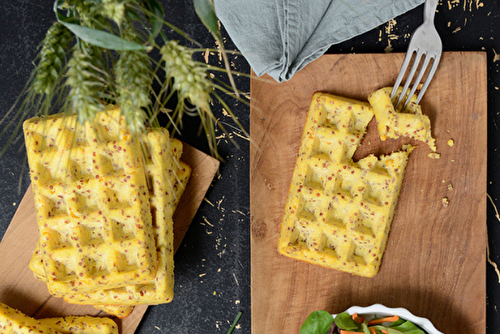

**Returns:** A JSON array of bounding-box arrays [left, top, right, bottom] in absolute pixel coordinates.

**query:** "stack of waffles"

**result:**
[[23, 106, 191, 318], [0, 302, 118, 333], [278, 88, 434, 277]]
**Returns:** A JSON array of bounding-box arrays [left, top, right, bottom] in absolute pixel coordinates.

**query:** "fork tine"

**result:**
[[415, 53, 441, 104], [395, 49, 424, 109], [390, 50, 414, 99], [402, 54, 432, 110]]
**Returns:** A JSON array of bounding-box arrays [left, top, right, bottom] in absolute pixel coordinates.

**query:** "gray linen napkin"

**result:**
[[214, 0, 424, 82]]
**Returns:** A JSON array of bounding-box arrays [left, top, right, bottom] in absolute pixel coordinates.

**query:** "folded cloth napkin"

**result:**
[[214, 0, 424, 82]]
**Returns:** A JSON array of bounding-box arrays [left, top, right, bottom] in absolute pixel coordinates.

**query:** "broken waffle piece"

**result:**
[[368, 87, 436, 151], [277, 92, 412, 277], [23, 106, 157, 296], [38, 316, 118, 334], [298, 92, 374, 162], [0, 302, 62, 334]]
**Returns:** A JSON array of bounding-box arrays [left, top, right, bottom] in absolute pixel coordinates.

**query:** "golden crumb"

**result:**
[[442, 197, 450, 207], [448, 139, 454, 147], [448, 183, 454, 191], [428, 152, 441, 159]]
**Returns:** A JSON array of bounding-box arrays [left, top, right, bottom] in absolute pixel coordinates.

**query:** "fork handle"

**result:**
[[423, 0, 439, 24]]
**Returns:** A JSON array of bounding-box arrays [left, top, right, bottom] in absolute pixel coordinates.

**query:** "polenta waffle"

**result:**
[[93, 304, 134, 319], [368, 86, 436, 151], [62, 133, 191, 306], [0, 302, 61, 334], [38, 316, 118, 334], [0, 302, 118, 334], [277, 92, 412, 277], [23, 107, 157, 296], [29, 129, 191, 306]]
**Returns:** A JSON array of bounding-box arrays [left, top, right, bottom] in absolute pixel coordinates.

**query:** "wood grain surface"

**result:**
[[0, 143, 219, 334], [250, 52, 487, 333]]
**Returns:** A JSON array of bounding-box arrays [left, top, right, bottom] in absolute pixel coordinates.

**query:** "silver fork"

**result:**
[[391, 0, 442, 110]]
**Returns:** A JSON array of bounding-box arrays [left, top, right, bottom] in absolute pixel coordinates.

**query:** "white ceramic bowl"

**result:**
[[333, 304, 444, 334]]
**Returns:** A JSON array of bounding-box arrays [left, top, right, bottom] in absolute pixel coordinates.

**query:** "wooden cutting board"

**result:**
[[0, 143, 219, 333], [250, 52, 487, 333]]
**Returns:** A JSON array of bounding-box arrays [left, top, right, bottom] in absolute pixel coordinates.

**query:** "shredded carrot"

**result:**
[[381, 330, 389, 334], [369, 327, 377, 334], [352, 313, 365, 323], [339, 331, 364, 334], [367, 315, 400, 326]]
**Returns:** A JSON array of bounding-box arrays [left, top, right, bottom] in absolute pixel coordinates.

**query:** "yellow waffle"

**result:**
[[30, 130, 191, 306], [277, 92, 412, 277], [298, 93, 374, 162], [368, 87, 436, 151], [93, 304, 134, 319], [63, 159, 191, 305], [23, 106, 157, 296], [0, 302, 62, 334], [38, 316, 118, 334]]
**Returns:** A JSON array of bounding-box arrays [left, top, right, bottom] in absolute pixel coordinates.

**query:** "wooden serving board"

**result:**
[[250, 52, 487, 333], [0, 143, 219, 334]]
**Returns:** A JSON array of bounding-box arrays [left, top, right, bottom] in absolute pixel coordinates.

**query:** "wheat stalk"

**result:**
[[160, 40, 239, 159], [114, 29, 152, 134], [33, 22, 73, 96], [2, 0, 247, 162], [66, 47, 106, 124], [160, 41, 212, 114]]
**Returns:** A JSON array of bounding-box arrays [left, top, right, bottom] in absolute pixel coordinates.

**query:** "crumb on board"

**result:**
[[442, 197, 450, 207], [448, 183, 454, 191], [448, 139, 454, 147], [428, 152, 441, 159]]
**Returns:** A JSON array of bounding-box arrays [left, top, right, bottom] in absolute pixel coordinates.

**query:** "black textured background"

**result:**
[[0, 1, 498, 333]]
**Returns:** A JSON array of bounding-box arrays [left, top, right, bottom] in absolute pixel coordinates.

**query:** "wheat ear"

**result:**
[[114, 30, 152, 134], [66, 47, 105, 124], [33, 22, 73, 96]]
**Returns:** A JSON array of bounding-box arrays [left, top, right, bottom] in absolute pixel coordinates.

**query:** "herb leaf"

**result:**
[[300, 310, 334, 334], [389, 320, 427, 334], [193, 0, 222, 41], [334, 312, 362, 331], [52, 0, 147, 51], [373, 320, 426, 334], [62, 23, 147, 50]]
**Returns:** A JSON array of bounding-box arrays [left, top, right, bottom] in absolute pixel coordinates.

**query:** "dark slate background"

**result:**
[[0, 1, 498, 333]]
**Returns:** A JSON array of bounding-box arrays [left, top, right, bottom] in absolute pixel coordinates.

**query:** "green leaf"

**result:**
[[389, 320, 426, 334], [334, 312, 362, 331], [300, 310, 334, 334], [373, 320, 426, 334], [389, 318, 406, 327], [193, 0, 222, 40], [146, 0, 164, 39], [361, 322, 372, 334], [53, 0, 147, 51], [62, 23, 147, 50]]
